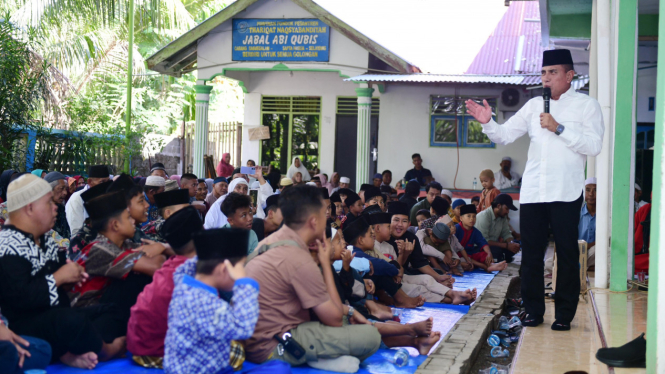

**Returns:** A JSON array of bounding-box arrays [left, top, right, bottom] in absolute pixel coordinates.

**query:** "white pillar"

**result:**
[[591, 0, 613, 288], [355, 85, 374, 191], [193, 84, 213, 178]]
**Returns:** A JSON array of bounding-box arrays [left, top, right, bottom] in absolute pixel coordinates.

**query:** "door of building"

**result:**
[[334, 97, 380, 188]]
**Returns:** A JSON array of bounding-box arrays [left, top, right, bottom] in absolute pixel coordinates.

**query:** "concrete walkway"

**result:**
[[512, 274, 647, 374]]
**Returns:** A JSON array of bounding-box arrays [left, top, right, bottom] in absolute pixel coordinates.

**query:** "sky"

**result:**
[[313, 0, 508, 74]]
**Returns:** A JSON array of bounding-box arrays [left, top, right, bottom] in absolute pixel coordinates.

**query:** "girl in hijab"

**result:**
[[286, 157, 311, 181], [328, 172, 340, 194], [0, 169, 17, 203], [216, 153, 234, 178], [31, 169, 46, 178]]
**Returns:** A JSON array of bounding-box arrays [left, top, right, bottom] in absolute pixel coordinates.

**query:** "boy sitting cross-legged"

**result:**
[[141, 189, 191, 243], [127, 206, 203, 369], [164, 228, 283, 374], [310, 228, 442, 355], [341, 191, 364, 229], [343, 216, 426, 309], [69, 191, 166, 332], [454, 205, 507, 272], [363, 186, 385, 212], [107, 174, 171, 258], [221, 192, 259, 255]]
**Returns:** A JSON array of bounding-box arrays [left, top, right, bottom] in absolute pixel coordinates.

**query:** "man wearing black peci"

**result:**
[[466, 49, 605, 331]]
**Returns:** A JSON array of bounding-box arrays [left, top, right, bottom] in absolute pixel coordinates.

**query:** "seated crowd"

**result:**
[[0, 156, 535, 374]]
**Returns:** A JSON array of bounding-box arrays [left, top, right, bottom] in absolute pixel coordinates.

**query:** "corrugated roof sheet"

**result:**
[[344, 74, 589, 89], [466, 1, 544, 75], [344, 74, 541, 85]]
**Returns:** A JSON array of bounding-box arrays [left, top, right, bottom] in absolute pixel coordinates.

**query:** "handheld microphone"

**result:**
[[543, 87, 551, 114]]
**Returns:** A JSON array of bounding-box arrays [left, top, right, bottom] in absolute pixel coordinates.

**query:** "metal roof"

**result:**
[[344, 74, 542, 85], [466, 1, 544, 75]]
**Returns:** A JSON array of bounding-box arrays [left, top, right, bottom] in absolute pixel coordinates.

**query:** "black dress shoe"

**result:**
[[521, 314, 543, 327], [596, 333, 646, 368], [551, 320, 571, 331]]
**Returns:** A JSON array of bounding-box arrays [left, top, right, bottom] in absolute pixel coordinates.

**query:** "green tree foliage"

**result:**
[[0, 0, 242, 173], [0, 18, 50, 171]]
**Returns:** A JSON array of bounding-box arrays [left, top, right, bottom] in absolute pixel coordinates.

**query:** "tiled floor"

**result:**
[[511, 274, 647, 374]]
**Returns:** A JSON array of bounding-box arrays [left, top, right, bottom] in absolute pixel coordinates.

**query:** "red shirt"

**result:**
[[127, 255, 189, 357]]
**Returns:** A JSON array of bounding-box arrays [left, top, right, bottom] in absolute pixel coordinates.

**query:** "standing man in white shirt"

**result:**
[[65, 165, 110, 237], [494, 157, 521, 189], [466, 49, 604, 331]]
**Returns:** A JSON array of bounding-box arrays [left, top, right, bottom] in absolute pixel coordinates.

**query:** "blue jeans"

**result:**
[[0, 336, 51, 374]]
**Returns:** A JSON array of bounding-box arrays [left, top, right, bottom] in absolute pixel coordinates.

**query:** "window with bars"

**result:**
[[261, 96, 322, 172], [430, 96, 496, 148], [336, 97, 380, 115]]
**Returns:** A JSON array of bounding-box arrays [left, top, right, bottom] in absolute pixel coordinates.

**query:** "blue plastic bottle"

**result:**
[[389, 348, 410, 367], [473, 177, 478, 190]]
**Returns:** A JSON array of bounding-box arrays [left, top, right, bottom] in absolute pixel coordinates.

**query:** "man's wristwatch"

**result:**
[[555, 124, 565, 136], [347, 306, 355, 318]]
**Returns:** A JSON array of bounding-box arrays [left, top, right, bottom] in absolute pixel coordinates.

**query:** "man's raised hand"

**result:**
[[465, 99, 492, 124], [316, 236, 333, 266]]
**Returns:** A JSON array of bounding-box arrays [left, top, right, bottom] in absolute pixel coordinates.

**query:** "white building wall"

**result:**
[[197, 0, 369, 80], [232, 70, 370, 176], [377, 84, 532, 190]]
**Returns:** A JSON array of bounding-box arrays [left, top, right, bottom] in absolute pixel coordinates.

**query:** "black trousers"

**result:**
[[520, 194, 583, 322], [490, 246, 516, 263], [10, 304, 123, 360], [370, 274, 402, 297], [98, 272, 153, 337]]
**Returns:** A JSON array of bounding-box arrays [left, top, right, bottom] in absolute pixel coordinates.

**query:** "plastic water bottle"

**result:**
[[487, 334, 501, 347], [473, 177, 478, 190], [389, 348, 410, 367], [490, 346, 510, 358]]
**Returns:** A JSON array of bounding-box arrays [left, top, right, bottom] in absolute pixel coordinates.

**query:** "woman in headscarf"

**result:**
[[204, 166, 275, 229], [286, 157, 311, 181], [0, 169, 17, 203], [315, 173, 329, 192], [216, 153, 234, 178], [169, 175, 181, 187], [328, 172, 340, 194], [204, 178, 250, 229], [31, 169, 46, 178]]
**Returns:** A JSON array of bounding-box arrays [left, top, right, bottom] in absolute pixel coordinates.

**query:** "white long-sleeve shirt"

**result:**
[[494, 170, 521, 190], [481, 87, 604, 204], [204, 181, 273, 229], [65, 185, 89, 237]]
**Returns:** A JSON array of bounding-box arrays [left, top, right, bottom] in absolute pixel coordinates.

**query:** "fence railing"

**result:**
[[183, 121, 242, 175], [17, 129, 125, 175]]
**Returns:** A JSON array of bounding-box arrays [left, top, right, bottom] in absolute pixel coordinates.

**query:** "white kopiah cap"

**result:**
[[7, 174, 52, 213], [585, 177, 597, 186], [441, 189, 453, 198], [635, 183, 642, 191], [146, 176, 166, 187], [502, 157, 512, 162], [340, 177, 351, 184]]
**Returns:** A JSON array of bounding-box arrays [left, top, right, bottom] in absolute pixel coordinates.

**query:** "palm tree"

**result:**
[[2, 0, 230, 171]]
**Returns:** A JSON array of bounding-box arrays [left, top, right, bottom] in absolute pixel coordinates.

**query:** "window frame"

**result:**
[[259, 96, 322, 170], [429, 95, 496, 149]]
